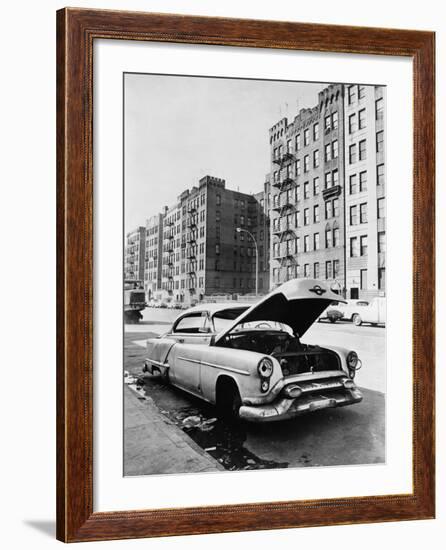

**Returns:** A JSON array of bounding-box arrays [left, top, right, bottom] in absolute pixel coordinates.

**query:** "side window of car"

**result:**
[[173, 312, 208, 334]]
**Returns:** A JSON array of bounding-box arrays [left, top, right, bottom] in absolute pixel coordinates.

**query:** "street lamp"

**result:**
[[236, 227, 259, 297]]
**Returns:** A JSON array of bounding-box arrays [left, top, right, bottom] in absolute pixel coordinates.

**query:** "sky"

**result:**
[[124, 73, 327, 233]]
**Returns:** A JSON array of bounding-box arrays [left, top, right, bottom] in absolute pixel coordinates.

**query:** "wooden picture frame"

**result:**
[[56, 7, 435, 542]]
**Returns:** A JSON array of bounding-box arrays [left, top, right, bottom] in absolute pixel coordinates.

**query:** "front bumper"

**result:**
[[239, 387, 363, 422]]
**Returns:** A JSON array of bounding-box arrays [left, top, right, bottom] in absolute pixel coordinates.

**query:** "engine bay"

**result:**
[[220, 329, 341, 376]]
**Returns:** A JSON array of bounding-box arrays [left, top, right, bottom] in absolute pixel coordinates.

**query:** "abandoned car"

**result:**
[[142, 278, 363, 422]]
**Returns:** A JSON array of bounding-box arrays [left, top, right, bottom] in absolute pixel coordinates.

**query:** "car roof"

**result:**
[[180, 302, 253, 316]]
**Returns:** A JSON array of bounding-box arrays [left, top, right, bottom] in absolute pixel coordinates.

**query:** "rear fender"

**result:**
[[146, 337, 176, 365]]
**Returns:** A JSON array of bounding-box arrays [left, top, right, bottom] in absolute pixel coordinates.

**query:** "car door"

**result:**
[[169, 343, 205, 396], [168, 311, 213, 346]]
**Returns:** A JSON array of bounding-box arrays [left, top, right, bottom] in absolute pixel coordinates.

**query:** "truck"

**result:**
[[124, 279, 147, 323]]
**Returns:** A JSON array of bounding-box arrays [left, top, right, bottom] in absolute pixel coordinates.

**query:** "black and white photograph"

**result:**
[[123, 73, 386, 477]]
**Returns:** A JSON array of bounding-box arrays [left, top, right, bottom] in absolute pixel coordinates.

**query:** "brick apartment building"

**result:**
[[124, 226, 146, 281], [344, 85, 386, 299], [144, 213, 163, 300], [156, 175, 269, 306], [268, 83, 386, 299]]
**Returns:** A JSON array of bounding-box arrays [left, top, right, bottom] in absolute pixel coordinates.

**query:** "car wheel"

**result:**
[[353, 314, 362, 326], [216, 379, 242, 422], [329, 317, 337, 323]]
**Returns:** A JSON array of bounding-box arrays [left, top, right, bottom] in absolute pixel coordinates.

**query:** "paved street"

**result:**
[[124, 306, 385, 474]]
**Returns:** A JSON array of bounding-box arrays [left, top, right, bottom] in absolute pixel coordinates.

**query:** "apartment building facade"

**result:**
[[155, 175, 269, 306], [268, 83, 386, 299], [144, 213, 163, 300], [269, 84, 347, 293], [344, 84, 386, 299], [124, 226, 146, 281]]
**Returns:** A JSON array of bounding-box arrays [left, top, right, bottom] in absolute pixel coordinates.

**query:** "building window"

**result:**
[[215, 244, 220, 255], [377, 197, 385, 219], [333, 198, 339, 217], [376, 131, 384, 153], [378, 231, 386, 253], [358, 85, 366, 100], [332, 111, 338, 129], [332, 140, 339, 159], [295, 159, 301, 177], [304, 264, 310, 278], [325, 171, 332, 189], [333, 259, 340, 278], [325, 143, 331, 162], [313, 149, 320, 168], [304, 208, 310, 225], [215, 210, 221, 222], [358, 108, 366, 130], [295, 237, 300, 253], [350, 174, 358, 194], [359, 139, 367, 161], [326, 261, 333, 279], [349, 113, 357, 134], [324, 114, 331, 131], [295, 185, 301, 203], [295, 133, 301, 151], [314, 233, 320, 250], [313, 122, 319, 141], [325, 201, 333, 219], [325, 227, 332, 248], [359, 170, 367, 192], [377, 163, 385, 186], [216, 194, 221, 206], [348, 85, 356, 104], [376, 98, 384, 120], [350, 205, 358, 225], [378, 267, 386, 290], [360, 269, 368, 290], [332, 169, 339, 187], [304, 155, 310, 172], [304, 181, 310, 199], [240, 215, 245, 226], [360, 235, 368, 256], [287, 139, 292, 153], [349, 143, 357, 164], [314, 262, 320, 279], [295, 211, 300, 228], [304, 128, 310, 146], [350, 236, 359, 257], [304, 235, 310, 252], [333, 227, 340, 247], [313, 177, 320, 195], [360, 202, 368, 223], [314, 204, 320, 223]]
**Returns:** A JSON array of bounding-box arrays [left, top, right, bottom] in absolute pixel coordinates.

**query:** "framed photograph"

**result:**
[[56, 8, 435, 542]]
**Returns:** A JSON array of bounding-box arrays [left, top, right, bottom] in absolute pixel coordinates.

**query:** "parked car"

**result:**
[[318, 301, 344, 323], [142, 278, 363, 422], [332, 298, 386, 326], [344, 297, 386, 326]]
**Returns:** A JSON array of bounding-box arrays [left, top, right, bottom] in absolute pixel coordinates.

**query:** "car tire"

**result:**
[[217, 379, 242, 422], [353, 314, 362, 326], [329, 317, 337, 323]]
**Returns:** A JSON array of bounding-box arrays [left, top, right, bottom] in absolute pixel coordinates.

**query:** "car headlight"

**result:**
[[347, 351, 358, 369], [347, 351, 360, 379], [258, 357, 274, 378]]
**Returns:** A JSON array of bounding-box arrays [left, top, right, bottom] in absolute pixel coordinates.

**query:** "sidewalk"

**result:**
[[124, 384, 224, 476]]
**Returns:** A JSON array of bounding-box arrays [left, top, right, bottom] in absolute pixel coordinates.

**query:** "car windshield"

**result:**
[[212, 308, 293, 335], [212, 308, 249, 333]]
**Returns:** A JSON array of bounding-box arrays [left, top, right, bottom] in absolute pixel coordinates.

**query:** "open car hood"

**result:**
[[214, 278, 345, 344]]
